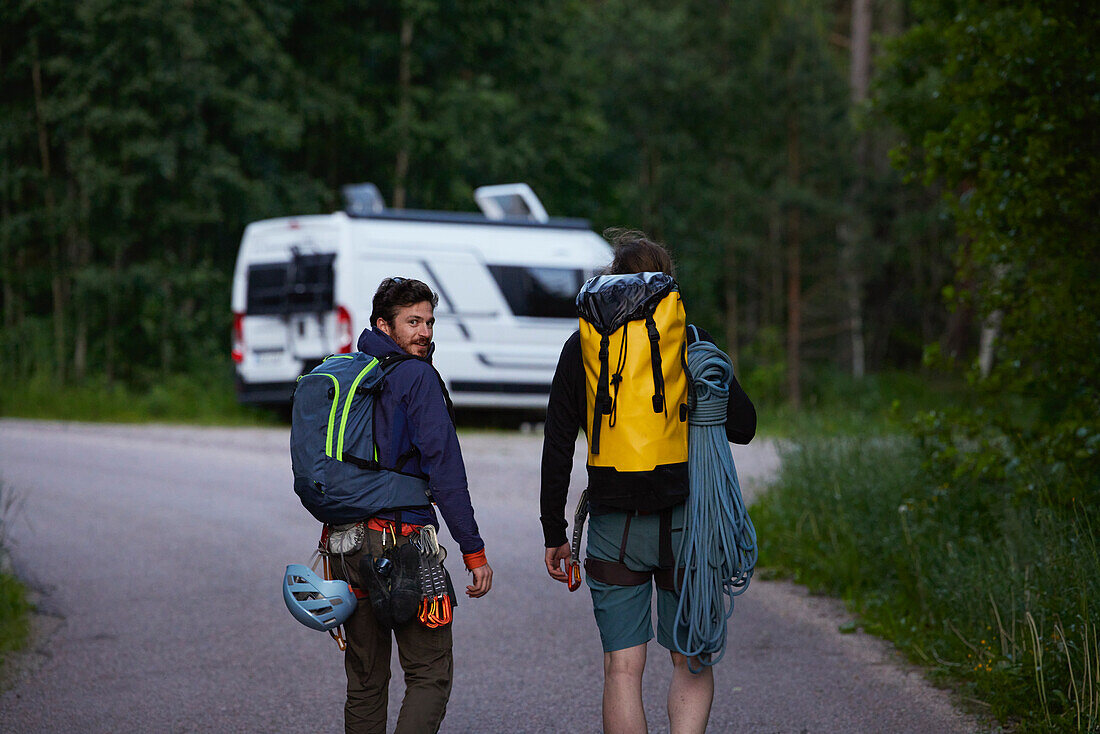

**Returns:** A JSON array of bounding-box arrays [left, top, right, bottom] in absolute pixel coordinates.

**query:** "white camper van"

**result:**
[[230, 184, 612, 409]]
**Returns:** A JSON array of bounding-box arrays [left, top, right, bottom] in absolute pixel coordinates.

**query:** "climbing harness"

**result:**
[[672, 330, 757, 670]]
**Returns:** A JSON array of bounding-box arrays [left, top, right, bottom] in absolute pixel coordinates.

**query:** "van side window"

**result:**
[[489, 265, 584, 318]]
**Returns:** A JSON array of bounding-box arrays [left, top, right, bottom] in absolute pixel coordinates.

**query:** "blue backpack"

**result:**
[[291, 352, 432, 524]]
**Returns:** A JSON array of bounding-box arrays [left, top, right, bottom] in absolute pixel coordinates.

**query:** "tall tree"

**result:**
[[838, 0, 871, 378]]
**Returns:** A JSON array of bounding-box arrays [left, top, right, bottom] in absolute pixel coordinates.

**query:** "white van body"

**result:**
[[230, 184, 612, 409]]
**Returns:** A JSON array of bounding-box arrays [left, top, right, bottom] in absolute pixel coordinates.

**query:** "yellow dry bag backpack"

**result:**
[[576, 272, 690, 510]]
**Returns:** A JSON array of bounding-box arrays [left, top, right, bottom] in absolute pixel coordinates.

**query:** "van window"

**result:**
[[246, 263, 290, 315], [246, 252, 335, 315], [488, 265, 584, 318]]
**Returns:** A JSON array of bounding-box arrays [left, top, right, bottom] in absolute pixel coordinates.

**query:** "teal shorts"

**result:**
[[585, 504, 685, 653]]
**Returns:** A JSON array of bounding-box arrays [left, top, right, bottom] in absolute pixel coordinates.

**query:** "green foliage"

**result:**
[[850, 11, 1100, 724], [876, 0, 1100, 490], [754, 438, 1100, 731], [584, 0, 855, 345], [1, 0, 956, 404]]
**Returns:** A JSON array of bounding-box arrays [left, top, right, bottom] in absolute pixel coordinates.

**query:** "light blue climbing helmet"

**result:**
[[283, 563, 357, 632]]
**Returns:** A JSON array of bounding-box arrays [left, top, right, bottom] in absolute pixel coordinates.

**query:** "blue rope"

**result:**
[[672, 337, 757, 670]]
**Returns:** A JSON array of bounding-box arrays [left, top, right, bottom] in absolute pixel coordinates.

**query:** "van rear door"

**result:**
[[243, 250, 336, 363], [284, 250, 337, 364], [243, 260, 295, 369], [233, 220, 339, 404]]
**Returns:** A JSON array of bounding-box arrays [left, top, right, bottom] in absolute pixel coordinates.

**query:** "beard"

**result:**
[[397, 334, 430, 357]]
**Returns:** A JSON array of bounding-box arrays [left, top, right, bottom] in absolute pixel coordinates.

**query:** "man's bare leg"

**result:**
[[668, 650, 713, 734], [603, 643, 648, 734]]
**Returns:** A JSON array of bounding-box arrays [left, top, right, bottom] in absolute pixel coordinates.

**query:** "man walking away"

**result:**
[[540, 231, 756, 734]]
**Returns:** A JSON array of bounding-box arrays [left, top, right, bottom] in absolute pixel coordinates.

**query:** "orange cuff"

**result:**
[[462, 548, 487, 571]]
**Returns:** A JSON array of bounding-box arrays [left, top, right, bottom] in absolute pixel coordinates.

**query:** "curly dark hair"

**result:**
[[603, 228, 676, 277], [370, 277, 439, 327]]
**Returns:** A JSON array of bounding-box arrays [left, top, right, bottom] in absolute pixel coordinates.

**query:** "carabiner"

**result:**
[[567, 559, 582, 592]]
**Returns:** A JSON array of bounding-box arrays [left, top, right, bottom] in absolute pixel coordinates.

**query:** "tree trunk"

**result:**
[[978, 309, 1003, 378], [67, 178, 87, 381], [161, 276, 174, 374], [839, 0, 871, 378], [32, 43, 67, 381], [768, 206, 783, 328], [978, 263, 1008, 378], [1, 160, 14, 333], [106, 246, 121, 383], [0, 40, 13, 335], [943, 240, 977, 362], [392, 15, 414, 209], [786, 117, 802, 409]]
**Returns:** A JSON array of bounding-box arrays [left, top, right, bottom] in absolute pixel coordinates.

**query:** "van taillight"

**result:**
[[336, 306, 354, 353], [231, 312, 245, 363]]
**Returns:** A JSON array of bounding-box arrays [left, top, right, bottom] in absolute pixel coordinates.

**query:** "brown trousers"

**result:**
[[331, 527, 453, 734]]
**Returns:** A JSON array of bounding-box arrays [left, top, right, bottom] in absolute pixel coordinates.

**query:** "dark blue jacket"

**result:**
[[356, 327, 484, 556]]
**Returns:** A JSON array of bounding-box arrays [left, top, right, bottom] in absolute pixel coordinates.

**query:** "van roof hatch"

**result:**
[[342, 183, 386, 217], [474, 184, 549, 223]]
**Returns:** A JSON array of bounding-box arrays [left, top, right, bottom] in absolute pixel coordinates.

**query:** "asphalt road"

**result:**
[[0, 419, 982, 733]]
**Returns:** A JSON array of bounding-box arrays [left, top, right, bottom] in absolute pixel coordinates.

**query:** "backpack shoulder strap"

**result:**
[[377, 352, 456, 425], [378, 352, 417, 372]]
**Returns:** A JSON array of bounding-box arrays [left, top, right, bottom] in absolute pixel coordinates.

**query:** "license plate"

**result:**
[[254, 349, 285, 365]]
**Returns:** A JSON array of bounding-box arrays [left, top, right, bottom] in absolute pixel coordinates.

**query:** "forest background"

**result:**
[[1, 0, 1097, 731]]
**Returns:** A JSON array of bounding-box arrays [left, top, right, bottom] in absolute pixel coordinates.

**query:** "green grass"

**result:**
[[752, 438, 1100, 732], [0, 371, 282, 425], [0, 480, 31, 677], [0, 573, 30, 670]]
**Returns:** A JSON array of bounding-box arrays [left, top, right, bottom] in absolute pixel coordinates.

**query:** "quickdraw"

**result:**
[[413, 525, 452, 628], [568, 489, 589, 592], [419, 594, 452, 628]]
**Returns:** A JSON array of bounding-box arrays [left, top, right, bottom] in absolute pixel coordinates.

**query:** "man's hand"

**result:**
[[466, 563, 493, 598], [544, 543, 572, 583]]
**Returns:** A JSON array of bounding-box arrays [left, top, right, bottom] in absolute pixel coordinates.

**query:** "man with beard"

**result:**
[[329, 276, 493, 734]]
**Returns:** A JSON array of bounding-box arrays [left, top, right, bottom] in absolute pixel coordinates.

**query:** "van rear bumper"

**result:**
[[236, 378, 297, 405]]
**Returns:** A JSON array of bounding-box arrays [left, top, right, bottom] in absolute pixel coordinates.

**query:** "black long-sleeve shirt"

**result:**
[[539, 327, 756, 548]]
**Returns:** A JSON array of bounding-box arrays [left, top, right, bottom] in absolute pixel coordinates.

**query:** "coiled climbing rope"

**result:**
[[672, 335, 757, 669]]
